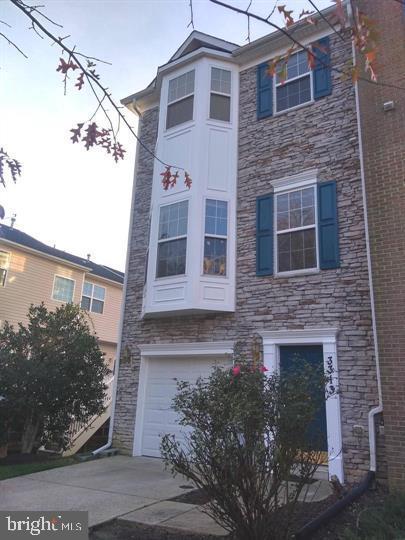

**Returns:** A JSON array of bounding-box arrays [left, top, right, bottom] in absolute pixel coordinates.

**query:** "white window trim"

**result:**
[[273, 177, 319, 277], [0, 249, 11, 288], [202, 198, 229, 278], [273, 50, 314, 115], [133, 341, 234, 456], [51, 274, 76, 303], [156, 199, 189, 280], [81, 280, 106, 314], [259, 328, 344, 483]]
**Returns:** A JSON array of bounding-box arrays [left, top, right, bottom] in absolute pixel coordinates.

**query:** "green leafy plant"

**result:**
[[0, 303, 109, 454], [161, 360, 335, 540]]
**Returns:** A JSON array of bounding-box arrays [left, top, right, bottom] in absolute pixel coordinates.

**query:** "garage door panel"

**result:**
[[140, 357, 231, 457]]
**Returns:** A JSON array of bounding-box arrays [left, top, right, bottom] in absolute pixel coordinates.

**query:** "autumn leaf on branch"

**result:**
[[82, 122, 102, 150], [0, 148, 22, 187], [70, 123, 84, 143], [112, 142, 126, 163], [56, 57, 78, 74], [75, 72, 85, 90], [160, 166, 172, 191], [278, 5, 295, 27], [184, 172, 192, 189]]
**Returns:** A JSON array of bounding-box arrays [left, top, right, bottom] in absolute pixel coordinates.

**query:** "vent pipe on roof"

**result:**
[[87, 253, 91, 261], [10, 214, 16, 228]]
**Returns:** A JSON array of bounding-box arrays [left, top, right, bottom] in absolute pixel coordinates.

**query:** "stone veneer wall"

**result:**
[[113, 33, 383, 482]]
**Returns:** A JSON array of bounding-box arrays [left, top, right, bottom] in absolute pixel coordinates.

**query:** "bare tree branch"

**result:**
[[0, 31, 28, 58], [0, 20, 12, 28], [308, 0, 345, 41]]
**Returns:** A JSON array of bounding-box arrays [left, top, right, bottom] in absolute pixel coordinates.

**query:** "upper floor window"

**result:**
[[203, 199, 228, 276], [210, 68, 231, 122], [275, 50, 312, 113], [157, 200, 188, 278], [81, 281, 106, 314], [0, 250, 10, 287], [276, 186, 317, 273], [52, 275, 74, 303], [166, 70, 195, 129]]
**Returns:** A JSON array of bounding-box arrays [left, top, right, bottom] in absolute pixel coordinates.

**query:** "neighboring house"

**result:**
[[112, 1, 402, 486], [0, 223, 124, 453], [356, 1, 405, 489]]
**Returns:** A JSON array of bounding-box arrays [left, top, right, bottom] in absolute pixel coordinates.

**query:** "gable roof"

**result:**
[[170, 30, 239, 61], [0, 224, 124, 285]]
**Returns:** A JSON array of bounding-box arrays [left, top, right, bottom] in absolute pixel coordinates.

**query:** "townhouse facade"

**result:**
[[113, 1, 404, 485]]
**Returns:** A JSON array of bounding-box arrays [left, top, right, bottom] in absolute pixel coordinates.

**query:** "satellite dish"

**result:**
[[0, 205, 5, 220]]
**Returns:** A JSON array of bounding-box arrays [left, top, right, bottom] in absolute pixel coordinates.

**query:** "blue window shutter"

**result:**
[[313, 36, 332, 99], [257, 63, 273, 119], [318, 181, 339, 269], [256, 194, 274, 275]]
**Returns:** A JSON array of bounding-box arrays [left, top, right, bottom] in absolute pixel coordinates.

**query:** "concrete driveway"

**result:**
[[0, 456, 194, 527]]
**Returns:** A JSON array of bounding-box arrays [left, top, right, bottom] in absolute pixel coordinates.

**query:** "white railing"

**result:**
[[67, 376, 114, 446]]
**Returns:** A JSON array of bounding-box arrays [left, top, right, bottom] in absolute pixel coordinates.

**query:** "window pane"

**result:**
[[91, 299, 104, 314], [53, 276, 74, 302], [211, 68, 231, 94], [276, 75, 311, 112], [166, 95, 194, 129], [204, 237, 227, 275], [168, 70, 195, 103], [210, 94, 231, 122], [277, 229, 316, 272], [83, 281, 92, 297], [81, 296, 91, 310], [156, 238, 187, 278], [0, 251, 9, 269], [0, 268, 7, 287], [276, 50, 309, 84], [205, 200, 228, 236], [159, 201, 188, 240], [93, 285, 105, 300]]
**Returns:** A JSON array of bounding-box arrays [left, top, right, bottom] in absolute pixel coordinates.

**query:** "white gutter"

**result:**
[[93, 114, 141, 455], [352, 41, 383, 473]]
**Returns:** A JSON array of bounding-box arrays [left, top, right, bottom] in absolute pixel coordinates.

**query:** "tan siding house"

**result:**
[[0, 224, 124, 452]]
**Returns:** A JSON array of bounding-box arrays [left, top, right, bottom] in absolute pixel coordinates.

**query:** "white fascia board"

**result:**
[[139, 341, 235, 357], [270, 169, 318, 193]]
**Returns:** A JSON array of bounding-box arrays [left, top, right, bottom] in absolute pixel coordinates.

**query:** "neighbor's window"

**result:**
[[276, 186, 317, 272], [204, 199, 228, 276], [157, 200, 189, 278], [0, 251, 10, 287], [81, 282, 106, 314], [52, 275, 75, 302], [166, 70, 195, 129], [210, 68, 231, 122], [275, 50, 312, 113]]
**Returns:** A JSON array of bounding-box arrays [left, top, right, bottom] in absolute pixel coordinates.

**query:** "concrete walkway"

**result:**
[[0, 456, 207, 528]]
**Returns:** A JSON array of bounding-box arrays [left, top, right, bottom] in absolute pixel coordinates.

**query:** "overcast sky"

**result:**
[[1, 0, 331, 271]]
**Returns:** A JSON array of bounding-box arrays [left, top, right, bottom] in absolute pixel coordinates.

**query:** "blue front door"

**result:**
[[279, 345, 328, 452]]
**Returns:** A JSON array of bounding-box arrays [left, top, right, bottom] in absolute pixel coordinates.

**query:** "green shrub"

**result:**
[[161, 361, 335, 540]]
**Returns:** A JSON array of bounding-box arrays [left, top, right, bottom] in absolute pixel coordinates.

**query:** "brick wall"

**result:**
[[114, 33, 382, 483], [357, 0, 405, 489]]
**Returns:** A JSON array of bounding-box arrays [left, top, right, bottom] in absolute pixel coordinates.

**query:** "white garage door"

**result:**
[[141, 357, 231, 457]]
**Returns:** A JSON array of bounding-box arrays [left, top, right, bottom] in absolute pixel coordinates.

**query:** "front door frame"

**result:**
[[259, 328, 344, 483]]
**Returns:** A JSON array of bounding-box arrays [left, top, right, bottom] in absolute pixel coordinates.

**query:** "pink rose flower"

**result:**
[[259, 365, 268, 373], [232, 365, 241, 376]]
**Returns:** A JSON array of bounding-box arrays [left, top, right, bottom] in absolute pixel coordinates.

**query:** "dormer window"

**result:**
[[210, 68, 231, 122], [157, 200, 189, 278], [166, 70, 195, 129], [275, 50, 312, 112]]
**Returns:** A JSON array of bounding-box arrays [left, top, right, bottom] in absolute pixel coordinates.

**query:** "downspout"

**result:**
[[93, 107, 141, 455], [352, 40, 383, 474]]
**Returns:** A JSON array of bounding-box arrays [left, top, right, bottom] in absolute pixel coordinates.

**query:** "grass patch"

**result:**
[[342, 492, 405, 540], [0, 457, 77, 481]]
